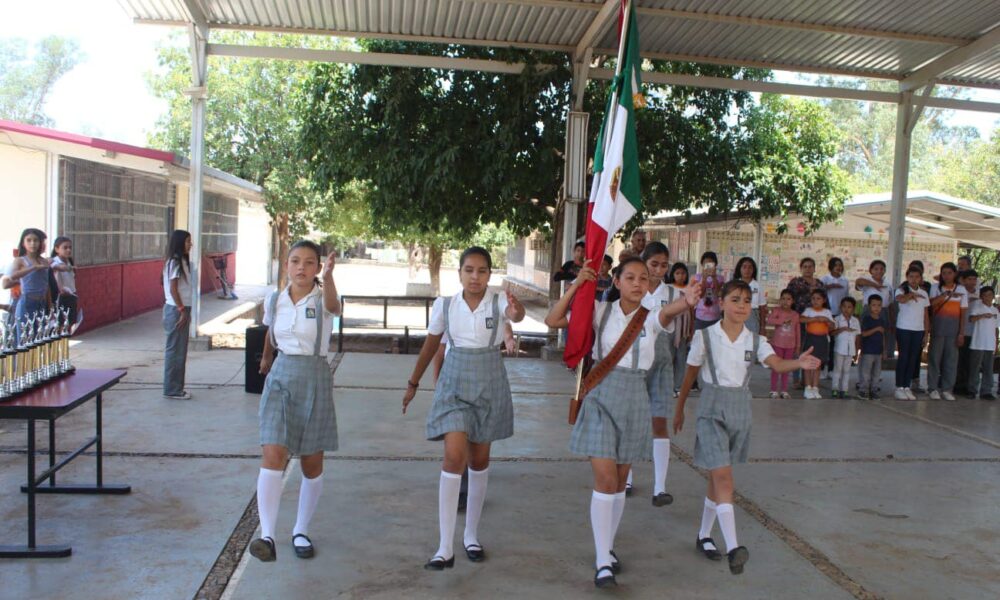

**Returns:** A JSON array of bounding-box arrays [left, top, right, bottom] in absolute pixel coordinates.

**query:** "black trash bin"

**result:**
[[246, 325, 271, 394]]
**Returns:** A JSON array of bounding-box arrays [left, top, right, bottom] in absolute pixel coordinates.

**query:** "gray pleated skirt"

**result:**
[[646, 332, 674, 418], [259, 353, 338, 455], [570, 367, 652, 464], [426, 346, 514, 443], [693, 382, 752, 470]]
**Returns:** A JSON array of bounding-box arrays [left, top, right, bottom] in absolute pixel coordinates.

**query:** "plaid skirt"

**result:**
[[570, 367, 652, 464], [259, 353, 338, 455], [426, 346, 514, 443], [646, 332, 674, 418], [693, 382, 751, 470]]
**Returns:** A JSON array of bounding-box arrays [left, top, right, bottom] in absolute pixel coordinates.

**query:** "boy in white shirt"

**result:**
[[966, 286, 998, 401], [831, 297, 861, 399]]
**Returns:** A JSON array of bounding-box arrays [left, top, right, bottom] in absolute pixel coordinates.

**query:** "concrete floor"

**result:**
[[1, 287, 998, 600]]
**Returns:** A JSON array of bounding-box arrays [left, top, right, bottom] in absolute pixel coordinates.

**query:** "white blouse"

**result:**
[[263, 285, 336, 357], [428, 291, 509, 349]]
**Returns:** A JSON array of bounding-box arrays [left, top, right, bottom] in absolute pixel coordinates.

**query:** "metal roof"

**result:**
[[119, 0, 1000, 88]]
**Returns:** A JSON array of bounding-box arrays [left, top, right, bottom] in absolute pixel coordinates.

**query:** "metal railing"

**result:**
[[337, 295, 436, 352]]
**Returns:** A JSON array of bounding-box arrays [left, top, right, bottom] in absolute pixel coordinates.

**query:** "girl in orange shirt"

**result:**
[[800, 290, 835, 398]]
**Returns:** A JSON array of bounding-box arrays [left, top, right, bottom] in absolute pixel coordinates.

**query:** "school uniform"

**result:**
[[967, 303, 998, 398], [928, 283, 968, 394], [832, 315, 860, 394], [260, 285, 338, 454], [426, 291, 513, 443], [669, 284, 692, 390], [857, 313, 886, 397], [745, 279, 766, 334], [687, 323, 774, 470], [645, 284, 678, 419], [162, 258, 193, 396], [894, 286, 930, 389], [51, 256, 78, 324], [570, 298, 663, 463]]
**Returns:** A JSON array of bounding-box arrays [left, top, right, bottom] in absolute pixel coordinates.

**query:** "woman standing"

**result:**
[[250, 240, 341, 561], [3, 228, 51, 343], [732, 257, 767, 334], [787, 258, 825, 387], [402, 247, 525, 570], [692, 252, 724, 330], [162, 230, 193, 400]]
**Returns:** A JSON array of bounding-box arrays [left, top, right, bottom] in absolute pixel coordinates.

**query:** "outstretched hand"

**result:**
[[798, 346, 822, 371]]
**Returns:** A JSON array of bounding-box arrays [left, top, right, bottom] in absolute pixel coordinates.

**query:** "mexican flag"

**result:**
[[564, 0, 644, 369]]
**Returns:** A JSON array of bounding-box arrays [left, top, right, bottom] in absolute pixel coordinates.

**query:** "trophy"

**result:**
[[0, 320, 11, 399]]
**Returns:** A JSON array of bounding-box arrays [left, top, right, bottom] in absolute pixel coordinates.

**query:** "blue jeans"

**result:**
[[14, 293, 48, 345], [895, 329, 924, 388], [163, 305, 191, 396]]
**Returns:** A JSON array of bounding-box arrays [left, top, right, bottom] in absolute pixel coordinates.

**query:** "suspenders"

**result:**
[[596, 302, 642, 369], [701, 327, 758, 387], [443, 293, 501, 347], [267, 287, 325, 357]]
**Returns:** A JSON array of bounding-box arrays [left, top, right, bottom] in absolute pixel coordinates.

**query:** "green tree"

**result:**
[[147, 30, 348, 285], [0, 36, 81, 126], [299, 40, 569, 293]]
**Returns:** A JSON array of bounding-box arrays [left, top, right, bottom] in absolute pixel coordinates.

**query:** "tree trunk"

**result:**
[[276, 212, 290, 289], [428, 244, 443, 296]]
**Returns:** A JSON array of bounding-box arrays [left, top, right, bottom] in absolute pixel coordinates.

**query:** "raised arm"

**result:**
[[504, 289, 525, 323], [658, 279, 702, 328], [321, 255, 342, 316]]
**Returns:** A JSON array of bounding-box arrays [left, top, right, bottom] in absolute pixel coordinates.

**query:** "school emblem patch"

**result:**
[[485, 317, 495, 329], [744, 350, 753, 362], [661, 300, 668, 306], [609, 166, 621, 201], [306, 308, 317, 319]]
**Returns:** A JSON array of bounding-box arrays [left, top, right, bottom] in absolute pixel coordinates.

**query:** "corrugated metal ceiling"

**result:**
[[118, 0, 1000, 88]]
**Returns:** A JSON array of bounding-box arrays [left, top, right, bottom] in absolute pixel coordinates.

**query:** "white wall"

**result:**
[[0, 144, 48, 259], [237, 200, 272, 285]]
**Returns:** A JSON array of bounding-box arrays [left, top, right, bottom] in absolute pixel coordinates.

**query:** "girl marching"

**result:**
[[250, 240, 341, 562], [546, 257, 700, 588], [402, 247, 525, 570], [674, 280, 820, 575]]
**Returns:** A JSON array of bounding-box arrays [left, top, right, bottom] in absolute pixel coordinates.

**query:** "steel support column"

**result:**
[[186, 25, 208, 339]]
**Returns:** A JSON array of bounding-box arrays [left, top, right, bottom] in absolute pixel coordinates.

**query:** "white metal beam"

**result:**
[[207, 43, 528, 74], [179, 0, 209, 33], [187, 24, 208, 339], [901, 24, 1000, 91], [887, 93, 914, 286], [574, 0, 619, 59]]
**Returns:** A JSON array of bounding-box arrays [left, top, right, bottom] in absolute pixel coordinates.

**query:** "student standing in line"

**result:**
[[596, 255, 614, 300], [954, 269, 980, 395], [966, 286, 998, 401], [857, 296, 887, 400], [733, 257, 767, 334], [692, 252, 724, 330], [788, 257, 825, 388], [50, 236, 78, 324], [545, 258, 699, 588], [402, 247, 525, 571], [250, 241, 341, 562], [162, 230, 194, 400], [675, 280, 820, 576], [3, 228, 51, 343], [668, 262, 693, 397], [855, 259, 894, 360], [894, 267, 930, 401], [830, 297, 861, 399], [767, 289, 800, 399], [800, 291, 835, 399], [821, 257, 850, 378], [927, 263, 968, 401], [554, 241, 586, 284]]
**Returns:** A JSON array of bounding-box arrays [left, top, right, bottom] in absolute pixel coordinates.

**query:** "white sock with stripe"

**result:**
[[293, 473, 323, 546], [434, 471, 462, 560], [653, 439, 671, 495], [716, 503, 739, 553], [463, 467, 489, 548], [590, 491, 616, 569], [256, 468, 283, 541]]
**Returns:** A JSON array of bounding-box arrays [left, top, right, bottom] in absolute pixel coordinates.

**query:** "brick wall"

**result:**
[[73, 252, 236, 334]]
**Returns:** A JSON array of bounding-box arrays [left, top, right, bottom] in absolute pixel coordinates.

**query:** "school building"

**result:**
[[0, 119, 272, 333], [506, 191, 1000, 304]]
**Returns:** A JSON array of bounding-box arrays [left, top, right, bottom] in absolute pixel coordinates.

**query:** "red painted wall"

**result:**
[[74, 253, 236, 334]]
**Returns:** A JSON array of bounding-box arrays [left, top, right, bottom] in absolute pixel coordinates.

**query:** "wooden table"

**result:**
[[0, 369, 130, 558]]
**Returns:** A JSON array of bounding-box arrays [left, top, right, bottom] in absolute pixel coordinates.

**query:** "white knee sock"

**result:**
[[435, 471, 462, 559], [590, 491, 616, 569], [698, 497, 717, 544], [293, 474, 323, 546], [653, 439, 671, 495], [463, 467, 489, 548], [256, 468, 284, 541], [626, 469, 633, 487], [716, 503, 739, 553], [610, 491, 626, 545]]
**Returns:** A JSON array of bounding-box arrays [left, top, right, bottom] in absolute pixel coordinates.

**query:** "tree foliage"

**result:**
[[0, 36, 80, 126]]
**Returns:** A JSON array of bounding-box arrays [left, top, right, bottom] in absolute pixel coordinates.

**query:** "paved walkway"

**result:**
[[1, 286, 998, 599]]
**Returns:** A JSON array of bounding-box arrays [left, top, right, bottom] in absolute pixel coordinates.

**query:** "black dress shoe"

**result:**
[[728, 546, 750, 574], [624, 482, 634, 497], [249, 536, 276, 562], [464, 543, 485, 562], [652, 492, 674, 506], [983, 394, 998, 401], [696, 537, 723, 561], [594, 565, 617, 588], [292, 533, 314, 559], [609, 550, 621, 574], [424, 555, 455, 571]]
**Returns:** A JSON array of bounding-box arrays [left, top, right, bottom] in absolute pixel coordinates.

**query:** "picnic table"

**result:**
[[0, 369, 130, 558]]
